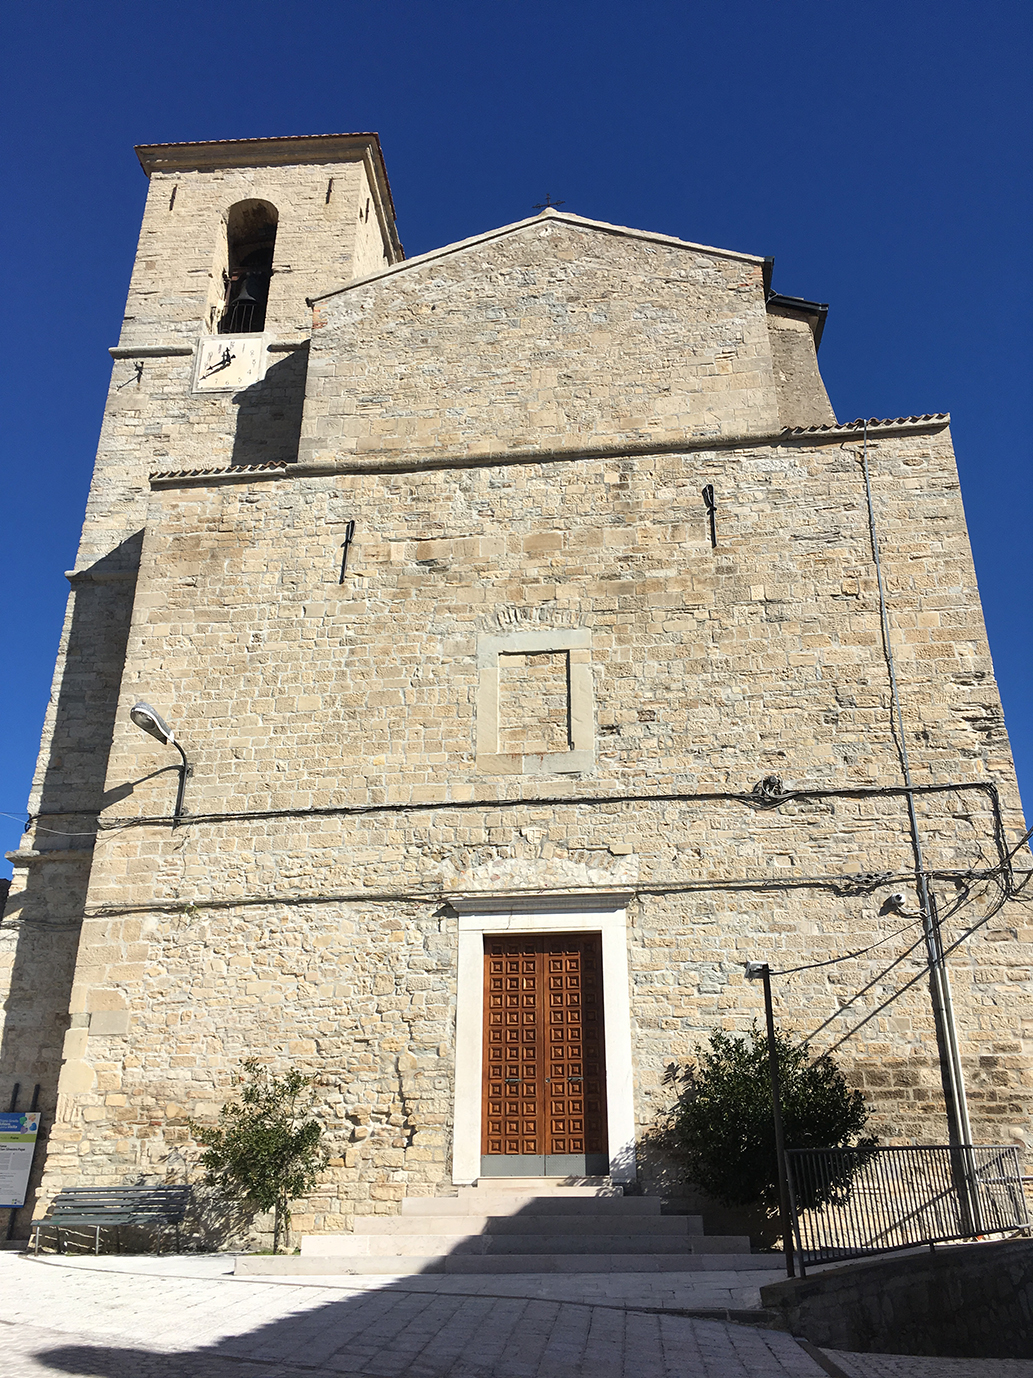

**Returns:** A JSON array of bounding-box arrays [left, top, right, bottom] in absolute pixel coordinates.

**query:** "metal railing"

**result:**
[[785, 1144, 1030, 1275]]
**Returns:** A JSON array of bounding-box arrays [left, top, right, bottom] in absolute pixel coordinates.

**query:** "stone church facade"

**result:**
[[2, 133, 1030, 1236]]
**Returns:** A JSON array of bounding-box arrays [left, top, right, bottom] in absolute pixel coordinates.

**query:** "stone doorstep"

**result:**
[[460, 1176, 617, 1193], [300, 1234, 751, 1257], [236, 1252, 785, 1276], [401, 1194, 662, 1215]]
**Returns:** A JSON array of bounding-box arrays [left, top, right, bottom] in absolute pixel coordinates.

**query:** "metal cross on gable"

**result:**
[[532, 194, 566, 211]]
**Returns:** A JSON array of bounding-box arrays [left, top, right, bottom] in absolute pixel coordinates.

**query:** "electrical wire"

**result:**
[[0, 812, 107, 838], [791, 824, 1033, 1053], [768, 916, 924, 977], [800, 929, 933, 1048], [817, 883, 1013, 1062], [811, 864, 1018, 1062], [0, 810, 136, 839]]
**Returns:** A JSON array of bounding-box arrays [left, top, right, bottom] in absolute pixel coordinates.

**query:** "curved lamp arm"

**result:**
[[130, 702, 192, 826]]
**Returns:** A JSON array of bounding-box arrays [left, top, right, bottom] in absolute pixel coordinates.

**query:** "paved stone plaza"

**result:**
[[2, 1254, 1031, 1378]]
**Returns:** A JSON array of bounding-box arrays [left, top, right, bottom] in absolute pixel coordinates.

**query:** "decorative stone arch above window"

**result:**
[[476, 627, 594, 775]]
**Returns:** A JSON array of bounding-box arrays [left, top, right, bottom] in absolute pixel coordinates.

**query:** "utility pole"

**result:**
[[746, 961, 795, 1277], [860, 422, 973, 1158]]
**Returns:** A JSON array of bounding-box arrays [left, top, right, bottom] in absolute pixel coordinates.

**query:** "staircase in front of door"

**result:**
[[288, 1178, 784, 1275]]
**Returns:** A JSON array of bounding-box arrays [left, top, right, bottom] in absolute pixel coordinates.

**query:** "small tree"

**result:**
[[190, 1059, 324, 1253], [655, 1027, 876, 1216]]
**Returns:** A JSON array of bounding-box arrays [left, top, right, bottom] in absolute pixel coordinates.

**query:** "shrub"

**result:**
[[190, 1059, 325, 1253], [655, 1026, 876, 1215]]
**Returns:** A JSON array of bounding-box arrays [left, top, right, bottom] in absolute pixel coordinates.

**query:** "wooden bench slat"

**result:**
[[35, 1186, 193, 1253], [44, 1214, 170, 1226], [50, 1188, 189, 1197], [49, 1200, 188, 1206]]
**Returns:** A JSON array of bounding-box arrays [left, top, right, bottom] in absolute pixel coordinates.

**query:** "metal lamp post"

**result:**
[[745, 960, 795, 1277], [130, 702, 190, 826]]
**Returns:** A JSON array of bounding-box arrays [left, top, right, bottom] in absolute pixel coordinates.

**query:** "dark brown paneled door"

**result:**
[[481, 934, 608, 1177]]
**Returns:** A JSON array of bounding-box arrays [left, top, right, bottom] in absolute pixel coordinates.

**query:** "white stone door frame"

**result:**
[[450, 893, 636, 1184]]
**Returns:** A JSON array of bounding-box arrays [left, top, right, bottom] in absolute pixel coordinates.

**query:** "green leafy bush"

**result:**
[[655, 1027, 876, 1215], [190, 1059, 325, 1253]]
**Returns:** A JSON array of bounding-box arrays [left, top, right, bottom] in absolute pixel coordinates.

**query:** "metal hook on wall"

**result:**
[[702, 484, 717, 548]]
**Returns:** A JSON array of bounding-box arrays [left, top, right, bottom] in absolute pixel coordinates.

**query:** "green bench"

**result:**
[[32, 1185, 191, 1255]]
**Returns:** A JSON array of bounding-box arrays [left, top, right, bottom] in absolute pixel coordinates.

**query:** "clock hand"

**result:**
[[202, 346, 236, 378]]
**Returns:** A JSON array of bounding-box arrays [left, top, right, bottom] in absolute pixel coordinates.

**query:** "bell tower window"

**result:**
[[220, 200, 278, 334]]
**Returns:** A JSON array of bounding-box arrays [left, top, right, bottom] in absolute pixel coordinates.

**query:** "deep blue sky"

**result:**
[[2, 0, 1030, 874]]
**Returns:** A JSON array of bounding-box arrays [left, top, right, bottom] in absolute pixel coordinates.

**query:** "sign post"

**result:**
[[0, 1112, 42, 1210]]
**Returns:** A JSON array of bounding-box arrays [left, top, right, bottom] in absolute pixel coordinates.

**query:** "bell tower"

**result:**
[[0, 138, 402, 1202], [127, 134, 402, 351], [85, 133, 402, 566]]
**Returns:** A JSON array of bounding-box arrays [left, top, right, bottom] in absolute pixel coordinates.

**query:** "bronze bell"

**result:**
[[232, 275, 258, 304]]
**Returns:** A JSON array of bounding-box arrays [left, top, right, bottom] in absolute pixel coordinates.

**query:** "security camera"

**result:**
[[885, 891, 907, 912]]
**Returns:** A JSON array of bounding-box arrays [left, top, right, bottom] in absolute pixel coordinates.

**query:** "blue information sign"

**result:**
[[0, 1112, 41, 1208]]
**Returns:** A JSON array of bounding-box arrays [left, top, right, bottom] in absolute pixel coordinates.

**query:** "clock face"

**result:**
[[192, 335, 267, 392]]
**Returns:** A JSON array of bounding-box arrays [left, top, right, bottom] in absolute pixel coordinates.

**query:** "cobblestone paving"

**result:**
[[0, 1255, 820, 1378], [825, 1353, 1033, 1378], [2, 1256, 1031, 1378]]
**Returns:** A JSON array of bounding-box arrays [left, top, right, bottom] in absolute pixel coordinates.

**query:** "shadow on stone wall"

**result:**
[[1, 533, 142, 1236], [230, 348, 307, 468], [632, 1124, 779, 1250]]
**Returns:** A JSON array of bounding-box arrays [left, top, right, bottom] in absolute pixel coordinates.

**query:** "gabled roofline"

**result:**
[[307, 206, 766, 307], [134, 133, 403, 263]]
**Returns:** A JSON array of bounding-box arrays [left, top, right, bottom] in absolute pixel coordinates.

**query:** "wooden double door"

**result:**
[[481, 933, 609, 1176]]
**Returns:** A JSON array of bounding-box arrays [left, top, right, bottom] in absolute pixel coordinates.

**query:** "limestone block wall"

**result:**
[[28, 422, 1031, 1227], [1, 142, 404, 1231], [766, 309, 836, 428], [104, 426, 1021, 815], [302, 214, 781, 464]]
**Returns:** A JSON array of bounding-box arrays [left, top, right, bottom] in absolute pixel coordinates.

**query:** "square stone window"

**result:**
[[499, 651, 571, 755], [476, 629, 594, 775]]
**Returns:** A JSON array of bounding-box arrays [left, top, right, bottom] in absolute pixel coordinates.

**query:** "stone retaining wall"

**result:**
[[761, 1240, 1033, 1359]]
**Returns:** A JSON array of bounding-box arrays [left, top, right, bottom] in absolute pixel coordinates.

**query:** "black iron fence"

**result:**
[[785, 1144, 1030, 1275]]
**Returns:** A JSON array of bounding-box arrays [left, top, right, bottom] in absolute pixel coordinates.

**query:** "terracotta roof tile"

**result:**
[[150, 460, 289, 481], [783, 414, 949, 436]]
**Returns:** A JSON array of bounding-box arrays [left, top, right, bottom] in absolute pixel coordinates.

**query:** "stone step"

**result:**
[[462, 1177, 616, 1192], [401, 1195, 660, 1216], [301, 1232, 751, 1257], [238, 1252, 784, 1277], [298, 1234, 754, 1256], [360, 1213, 703, 1236]]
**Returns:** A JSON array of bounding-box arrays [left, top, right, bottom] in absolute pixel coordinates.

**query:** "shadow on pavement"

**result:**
[[25, 1277, 816, 1378], [22, 1188, 814, 1378]]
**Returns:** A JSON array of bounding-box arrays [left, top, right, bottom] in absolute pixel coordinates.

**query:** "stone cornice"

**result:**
[[148, 415, 951, 490], [6, 849, 93, 866], [447, 890, 634, 914]]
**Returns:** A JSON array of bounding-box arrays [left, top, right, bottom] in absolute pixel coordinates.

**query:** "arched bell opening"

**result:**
[[220, 200, 278, 334]]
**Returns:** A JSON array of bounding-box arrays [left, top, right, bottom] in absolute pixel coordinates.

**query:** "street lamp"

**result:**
[[130, 702, 190, 826], [745, 960, 795, 1277]]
